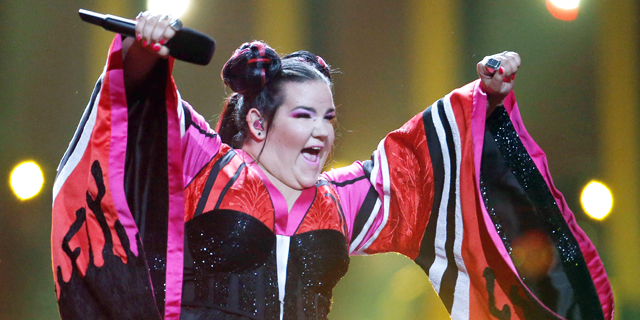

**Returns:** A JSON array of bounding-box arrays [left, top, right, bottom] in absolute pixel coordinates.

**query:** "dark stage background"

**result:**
[[1, 0, 638, 318]]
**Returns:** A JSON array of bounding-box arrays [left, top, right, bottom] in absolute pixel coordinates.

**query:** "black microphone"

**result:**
[[78, 9, 215, 66]]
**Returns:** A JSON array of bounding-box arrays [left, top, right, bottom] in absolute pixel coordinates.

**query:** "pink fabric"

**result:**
[[238, 150, 315, 236], [163, 59, 186, 320], [470, 81, 517, 272], [359, 150, 387, 252], [322, 161, 372, 241], [470, 81, 613, 319], [504, 93, 615, 320], [107, 36, 140, 257], [239, 151, 289, 233], [349, 150, 386, 253], [285, 188, 316, 235], [471, 83, 563, 316], [322, 149, 392, 253], [180, 101, 221, 186]]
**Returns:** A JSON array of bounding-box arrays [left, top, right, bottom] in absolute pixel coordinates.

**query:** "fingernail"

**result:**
[[504, 77, 511, 83], [136, 34, 142, 41], [512, 74, 516, 80], [142, 40, 148, 47], [159, 39, 166, 45], [498, 67, 504, 75], [152, 43, 161, 52]]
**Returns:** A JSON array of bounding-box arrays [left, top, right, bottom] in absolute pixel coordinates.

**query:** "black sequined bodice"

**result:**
[[181, 210, 350, 320]]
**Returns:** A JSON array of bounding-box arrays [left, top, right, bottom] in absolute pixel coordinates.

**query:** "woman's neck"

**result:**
[[258, 165, 302, 212], [240, 146, 301, 212]]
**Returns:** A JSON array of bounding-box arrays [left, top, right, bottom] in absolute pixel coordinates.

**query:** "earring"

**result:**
[[253, 119, 264, 131]]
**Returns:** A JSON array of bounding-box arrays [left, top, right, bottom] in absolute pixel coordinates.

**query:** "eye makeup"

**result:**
[[324, 111, 336, 121], [290, 107, 316, 118], [290, 106, 336, 121]]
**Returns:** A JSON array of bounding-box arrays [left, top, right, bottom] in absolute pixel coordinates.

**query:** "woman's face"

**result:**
[[259, 80, 336, 190]]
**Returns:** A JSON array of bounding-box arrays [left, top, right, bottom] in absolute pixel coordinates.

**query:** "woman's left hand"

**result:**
[[477, 51, 521, 114]]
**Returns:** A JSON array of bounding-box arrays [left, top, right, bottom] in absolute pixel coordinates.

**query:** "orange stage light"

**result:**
[[546, 0, 579, 21]]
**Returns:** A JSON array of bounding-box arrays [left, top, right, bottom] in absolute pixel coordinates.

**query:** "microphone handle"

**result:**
[[103, 15, 136, 38], [78, 9, 215, 66]]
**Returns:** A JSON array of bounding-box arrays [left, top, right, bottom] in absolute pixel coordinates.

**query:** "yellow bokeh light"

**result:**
[[10, 161, 44, 200], [580, 181, 613, 220], [549, 0, 579, 9], [147, 0, 191, 18]]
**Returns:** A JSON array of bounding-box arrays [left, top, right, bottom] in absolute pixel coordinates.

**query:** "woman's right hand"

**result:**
[[134, 11, 178, 57], [123, 12, 178, 85]]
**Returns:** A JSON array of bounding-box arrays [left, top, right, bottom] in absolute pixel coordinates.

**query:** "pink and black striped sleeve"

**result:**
[[177, 98, 222, 186]]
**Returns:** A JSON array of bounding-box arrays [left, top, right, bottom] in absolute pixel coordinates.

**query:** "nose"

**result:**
[[312, 119, 332, 140]]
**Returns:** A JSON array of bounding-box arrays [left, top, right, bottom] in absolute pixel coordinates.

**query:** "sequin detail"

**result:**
[[481, 107, 604, 319], [284, 230, 350, 319], [182, 210, 350, 319], [182, 210, 279, 319]]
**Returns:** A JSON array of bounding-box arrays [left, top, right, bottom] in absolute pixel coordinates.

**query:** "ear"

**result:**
[[246, 108, 266, 142]]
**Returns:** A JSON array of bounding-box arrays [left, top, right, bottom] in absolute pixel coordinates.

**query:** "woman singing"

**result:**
[[51, 12, 613, 320]]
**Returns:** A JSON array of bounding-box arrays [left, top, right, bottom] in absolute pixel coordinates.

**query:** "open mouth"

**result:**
[[301, 146, 322, 163]]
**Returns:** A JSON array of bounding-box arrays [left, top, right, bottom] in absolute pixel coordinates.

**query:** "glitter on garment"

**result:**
[[480, 107, 604, 319], [181, 210, 349, 319], [284, 230, 350, 319]]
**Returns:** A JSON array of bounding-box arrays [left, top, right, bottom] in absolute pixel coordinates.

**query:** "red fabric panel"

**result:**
[[296, 184, 347, 236], [364, 113, 434, 259]]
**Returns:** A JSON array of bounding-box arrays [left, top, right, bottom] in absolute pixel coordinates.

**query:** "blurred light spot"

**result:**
[[581, 181, 613, 220], [549, 0, 579, 9], [511, 230, 556, 279], [10, 161, 44, 200], [546, 0, 579, 21], [147, 0, 190, 18]]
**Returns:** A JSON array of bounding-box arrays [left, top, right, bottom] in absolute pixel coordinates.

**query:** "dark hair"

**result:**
[[216, 41, 333, 148]]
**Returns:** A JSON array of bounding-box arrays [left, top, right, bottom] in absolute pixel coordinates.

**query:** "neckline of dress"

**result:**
[[236, 149, 316, 236]]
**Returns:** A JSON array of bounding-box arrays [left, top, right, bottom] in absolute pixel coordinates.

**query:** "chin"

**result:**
[[297, 172, 321, 189], [299, 178, 318, 189], [295, 161, 326, 189]]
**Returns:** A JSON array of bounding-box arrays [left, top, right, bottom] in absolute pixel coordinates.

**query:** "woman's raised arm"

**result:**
[[123, 12, 177, 88], [323, 51, 611, 319]]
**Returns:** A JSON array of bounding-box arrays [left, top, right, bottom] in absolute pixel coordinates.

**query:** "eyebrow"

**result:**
[[292, 106, 336, 115], [292, 106, 316, 113]]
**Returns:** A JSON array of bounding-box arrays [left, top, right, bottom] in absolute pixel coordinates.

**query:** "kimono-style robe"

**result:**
[[51, 35, 613, 320]]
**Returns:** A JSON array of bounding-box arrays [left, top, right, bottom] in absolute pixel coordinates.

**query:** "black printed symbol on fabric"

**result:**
[[483, 267, 512, 320], [55, 160, 161, 320]]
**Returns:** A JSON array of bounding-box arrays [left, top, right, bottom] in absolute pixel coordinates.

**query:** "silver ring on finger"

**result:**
[[136, 11, 144, 19], [486, 58, 502, 73], [170, 18, 183, 31], [159, 14, 171, 21]]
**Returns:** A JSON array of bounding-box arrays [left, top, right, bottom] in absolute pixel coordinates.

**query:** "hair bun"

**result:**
[[221, 41, 282, 97], [283, 51, 332, 81]]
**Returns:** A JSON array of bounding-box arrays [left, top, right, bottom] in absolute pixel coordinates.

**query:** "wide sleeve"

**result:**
[[323, 111, 434, 258], [324, 80, 614, 320], [51, 35, 218, 320]]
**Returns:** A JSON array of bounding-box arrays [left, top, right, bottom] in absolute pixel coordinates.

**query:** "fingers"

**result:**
[[134, 11, 149, 44], [501, 51, 520, 82], [155, 27, 175, 56], [135, 11, 176, 57], [477, 51, 522, 106], [150, 15, 171, 44], [478, 51, 520, 84]]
